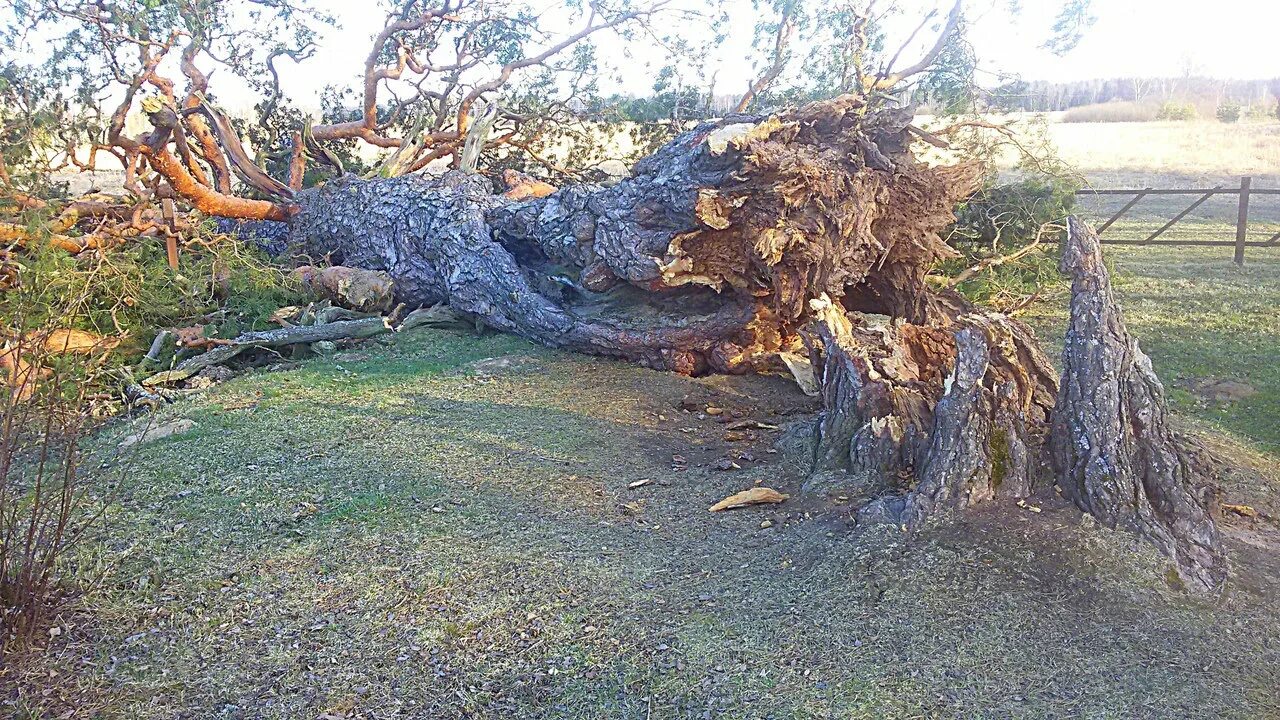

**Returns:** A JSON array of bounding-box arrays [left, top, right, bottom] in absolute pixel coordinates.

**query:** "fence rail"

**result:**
[[1076, 176, 1278, 264]]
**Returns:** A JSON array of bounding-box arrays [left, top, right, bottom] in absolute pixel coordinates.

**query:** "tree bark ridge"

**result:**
[[1049, 216, 1227, 593]]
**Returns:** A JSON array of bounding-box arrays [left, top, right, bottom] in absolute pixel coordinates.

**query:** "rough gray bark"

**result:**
[[803, 296, 1055, 530], [856, 325, 997, 529], [290, 172, 754, 373], [1049, 217, 1227, 593], [288, 95, 984, 374]]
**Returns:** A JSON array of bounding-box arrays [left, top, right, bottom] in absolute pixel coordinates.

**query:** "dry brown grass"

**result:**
[[1032, 120, 1280, 176], [1060, 101, 1159, 124]]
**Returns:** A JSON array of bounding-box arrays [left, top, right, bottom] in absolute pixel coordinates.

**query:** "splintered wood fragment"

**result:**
[[778, 351, 819, 396], [232, 316, 392, 345], [708, 487, 788, 512], [628, 479, 652, 489], [725, 420, 779, 431], [143, 345, 247, 386]]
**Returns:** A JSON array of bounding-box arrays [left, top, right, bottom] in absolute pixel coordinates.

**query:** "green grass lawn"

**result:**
[[11, 288, 1280, 718], [1022, 242, 1280, 457]]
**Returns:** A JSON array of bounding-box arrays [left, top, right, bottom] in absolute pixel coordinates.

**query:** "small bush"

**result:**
[[1215, 100, 1242, 123], [952, 176, 1078, 248], [0, 303, 128, 653], [0, 226, 309, 366], [1061, 101, 1157, 123], [1240, 104, 1279, 122], [1155, 101, 1197, 121]]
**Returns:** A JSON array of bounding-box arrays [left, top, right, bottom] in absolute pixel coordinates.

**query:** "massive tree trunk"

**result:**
[[287, 95, 982, 374], [281, 94, 1226, 593]]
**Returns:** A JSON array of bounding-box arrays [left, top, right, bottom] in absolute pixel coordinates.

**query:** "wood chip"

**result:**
[[708, 487, 788, 512], [43, 328, 120, 354], [726, 420, 779, 431], [628, 479, 652, 489]]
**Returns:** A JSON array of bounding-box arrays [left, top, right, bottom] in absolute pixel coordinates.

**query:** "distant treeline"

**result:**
[[584, 91, 760, 123], [586, 77, 1280, 122], [986, 77, 1280, 113]]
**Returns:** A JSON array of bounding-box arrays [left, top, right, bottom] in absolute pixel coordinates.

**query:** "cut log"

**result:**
[[293, 266, 395, 313], [1049, 217, 1227, 593]]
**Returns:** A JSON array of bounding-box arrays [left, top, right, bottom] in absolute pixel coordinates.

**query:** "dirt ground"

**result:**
[[8, 303, 1280, 718]]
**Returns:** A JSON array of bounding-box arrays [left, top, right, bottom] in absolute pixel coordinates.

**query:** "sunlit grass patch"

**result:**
[[1023, 242, 1280, 454]]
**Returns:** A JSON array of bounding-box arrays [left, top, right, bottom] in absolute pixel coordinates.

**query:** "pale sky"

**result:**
[[258, 0, 1279, 110], [965, 0, 1280, 84]]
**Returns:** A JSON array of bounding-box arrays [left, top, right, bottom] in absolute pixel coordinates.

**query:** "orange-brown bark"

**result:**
[[288, 132, 307, 191], [147, 149, 296, 221]]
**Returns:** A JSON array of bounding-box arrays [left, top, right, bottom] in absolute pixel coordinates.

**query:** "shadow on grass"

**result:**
[[57, 327, 1280, 719]]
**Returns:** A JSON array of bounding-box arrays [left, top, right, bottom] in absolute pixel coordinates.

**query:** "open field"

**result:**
[[1045, 120, 1280, 178], [9, 298, 1280, 719], [1004, 118, 1280, 248]]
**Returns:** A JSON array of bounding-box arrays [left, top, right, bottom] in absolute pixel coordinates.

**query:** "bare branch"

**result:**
[[735, 2, 796, 113], [871, 0, 963, 91]]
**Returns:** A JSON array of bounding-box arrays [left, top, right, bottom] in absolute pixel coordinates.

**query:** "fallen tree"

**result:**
[[286, 97, 987, 373], [2, 0, 1227, 593], [195, 96, 1231, 593]]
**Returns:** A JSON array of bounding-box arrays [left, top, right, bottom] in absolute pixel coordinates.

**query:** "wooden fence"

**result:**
[[1076, 176, 1280, 265]]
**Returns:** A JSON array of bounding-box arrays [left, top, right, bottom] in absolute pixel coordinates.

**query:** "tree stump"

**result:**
[[805, 296, 1055, 530], [1049, 217, 1227, 593]]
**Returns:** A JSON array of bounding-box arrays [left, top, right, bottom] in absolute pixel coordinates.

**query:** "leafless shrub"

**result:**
[[1, 313, 127, 657]]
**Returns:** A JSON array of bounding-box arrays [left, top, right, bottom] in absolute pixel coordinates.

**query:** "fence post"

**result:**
[[1235, 176, 1251, 265]]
